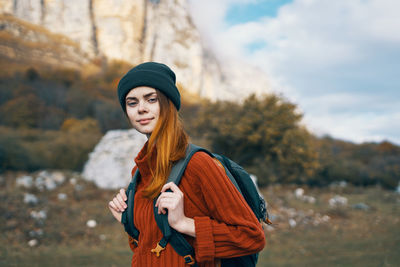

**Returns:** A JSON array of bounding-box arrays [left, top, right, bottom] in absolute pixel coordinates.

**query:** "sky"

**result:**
[[188, 0, 400, 145]]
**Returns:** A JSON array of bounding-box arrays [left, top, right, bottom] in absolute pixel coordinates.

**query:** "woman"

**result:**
[[108, 62, 265, 266]]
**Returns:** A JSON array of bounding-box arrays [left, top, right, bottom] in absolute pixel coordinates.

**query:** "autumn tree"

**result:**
[[193, 94, 320, 185]]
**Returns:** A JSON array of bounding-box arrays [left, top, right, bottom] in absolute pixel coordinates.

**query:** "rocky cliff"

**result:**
[[0, 0, 270, 100], [0, 14, 93, 70]]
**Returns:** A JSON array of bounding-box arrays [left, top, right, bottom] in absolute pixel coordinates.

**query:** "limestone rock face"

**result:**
[[0, 0, 12, 13], [0, 14, 92, 69], [9, 0, 96, 57], [82, 129, 147, 189], [92, 0, 145, 62], [1, 0, 271, 100]]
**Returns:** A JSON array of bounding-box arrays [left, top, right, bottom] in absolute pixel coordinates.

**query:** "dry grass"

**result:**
[[258, 185, 400, 266], [1, 172, 399, 266], [0, 14, 79, 47], [0, 14, 101, 74]]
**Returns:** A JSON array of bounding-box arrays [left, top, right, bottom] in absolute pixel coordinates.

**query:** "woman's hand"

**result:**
[[108, 188, 127, 223], [155, 182, 195, 237]]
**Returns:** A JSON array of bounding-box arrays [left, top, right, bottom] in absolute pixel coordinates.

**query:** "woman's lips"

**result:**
[[138, 118, 153, 125]]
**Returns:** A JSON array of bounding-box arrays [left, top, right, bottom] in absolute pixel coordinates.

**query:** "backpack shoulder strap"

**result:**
[[155, 144, 207, 239], [121, 169, 140, 243], [166, 144, 211, 185], [213, 154, 242, 194], [152, 144, 207, 266]]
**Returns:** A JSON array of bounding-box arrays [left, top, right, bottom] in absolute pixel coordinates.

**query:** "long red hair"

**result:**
[[141, 90, 188, 199]]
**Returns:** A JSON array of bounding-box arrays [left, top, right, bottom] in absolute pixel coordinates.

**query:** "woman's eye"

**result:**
[[148, 97, 157, 103], [127, 102, 138, 107]]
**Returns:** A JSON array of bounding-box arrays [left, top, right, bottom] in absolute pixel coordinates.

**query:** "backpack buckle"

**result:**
[[264, 217, 273, 225], [183, 255, 195, 265], [128, 236, 139, 247], [151, 242, 166, 257]]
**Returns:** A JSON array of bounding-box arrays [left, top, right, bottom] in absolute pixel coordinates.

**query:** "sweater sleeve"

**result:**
[[184, 152, 266, 262]]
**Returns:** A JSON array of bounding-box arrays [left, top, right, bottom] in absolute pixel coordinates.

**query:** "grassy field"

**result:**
[[1, 172, 399, 267], [258, 185, 400, 266]]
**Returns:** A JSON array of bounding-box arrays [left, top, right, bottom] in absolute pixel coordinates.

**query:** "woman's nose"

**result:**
[[137, 101, 148, 113]]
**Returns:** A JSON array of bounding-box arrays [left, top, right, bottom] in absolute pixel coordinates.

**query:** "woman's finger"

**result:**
[[155, 191, 175, 207], [108, 200, 118, 212], [161, 182, 180, 192], [157, 199, 175, 214], [161, 182, 183, 196], [108, 201, 122, 222], [119, 188, 127, 201], [116, 193, 127, 209], [112, 196, 125, 212], [108, 188, 128, 223]]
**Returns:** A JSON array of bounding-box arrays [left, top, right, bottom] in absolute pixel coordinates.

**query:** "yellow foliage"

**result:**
[[61, 118, 80, 132], [61, 118, 101, 134], [177, 82, 206, 105]]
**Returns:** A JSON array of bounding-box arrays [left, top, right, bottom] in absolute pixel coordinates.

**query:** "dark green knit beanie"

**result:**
[[117, 62, 181, 112]]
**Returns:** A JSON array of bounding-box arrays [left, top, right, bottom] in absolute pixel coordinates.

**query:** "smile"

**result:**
[[137, 118, 153, 125]]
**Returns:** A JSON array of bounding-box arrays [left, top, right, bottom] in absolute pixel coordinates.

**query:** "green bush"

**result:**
[[0, 119, 102, 172], [312, 137, 400, 189]]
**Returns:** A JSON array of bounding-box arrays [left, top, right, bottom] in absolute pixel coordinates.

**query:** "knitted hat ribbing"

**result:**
[[117, 62, 181, 111]]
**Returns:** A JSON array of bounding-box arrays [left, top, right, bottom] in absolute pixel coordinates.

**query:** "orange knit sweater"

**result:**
[[127, 144, 266, 266]]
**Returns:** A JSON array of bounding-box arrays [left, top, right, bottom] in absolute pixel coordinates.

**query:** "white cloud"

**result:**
[[189, 0, 400, 145], [188, 0, 257, 48], [303, 111, 400, 145]]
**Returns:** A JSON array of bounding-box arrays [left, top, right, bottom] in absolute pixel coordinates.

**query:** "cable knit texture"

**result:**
[[127, 143, 266, 266]]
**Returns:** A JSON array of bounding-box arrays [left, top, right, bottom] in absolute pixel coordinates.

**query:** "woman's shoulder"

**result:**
[[187, 151, 217, 168], [180, 151, 226, 196], [184, 151, 226, 179]]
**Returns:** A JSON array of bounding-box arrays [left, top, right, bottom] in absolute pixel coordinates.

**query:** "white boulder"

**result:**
[[16, 175, 34, 188], [86, 219, 97, 228], [24, 193, 39, 205], [28, 239, 38, 247], [329, 195, 348, 207], [82, 129, 147, 189]]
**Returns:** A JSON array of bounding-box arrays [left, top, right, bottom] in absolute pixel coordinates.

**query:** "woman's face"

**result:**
[[125, 86, 160, 136]]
